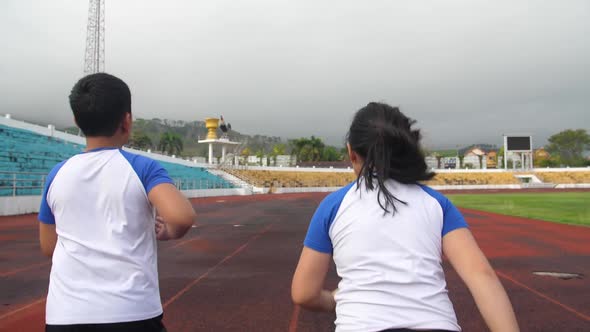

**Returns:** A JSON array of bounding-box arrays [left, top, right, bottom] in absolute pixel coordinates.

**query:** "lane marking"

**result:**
[[0, 298, 45, 321], [164, 224, 223, 250], [167, 237, 199, 250], [0, 262, 51, 278], [163, 224, 273, 308], [497, 271, 590, 322]]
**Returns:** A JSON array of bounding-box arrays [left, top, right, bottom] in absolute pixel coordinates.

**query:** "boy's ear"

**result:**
[[121, 112, 132, 134]]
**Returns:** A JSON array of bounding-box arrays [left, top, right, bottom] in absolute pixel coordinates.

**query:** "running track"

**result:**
[[0, 192, 589, 331]]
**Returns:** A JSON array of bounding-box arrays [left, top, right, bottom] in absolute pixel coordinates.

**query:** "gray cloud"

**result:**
[[1, 0, 589, 148]]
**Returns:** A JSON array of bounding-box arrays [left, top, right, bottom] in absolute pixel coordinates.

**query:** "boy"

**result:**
[[38, 73, 196, 331]]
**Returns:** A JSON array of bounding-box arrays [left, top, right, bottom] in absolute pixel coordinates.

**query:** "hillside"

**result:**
[[64, 118, 285, 158]]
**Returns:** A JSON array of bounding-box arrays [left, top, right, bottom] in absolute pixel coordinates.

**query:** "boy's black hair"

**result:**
[[347, 102, 434, 214], [69, 73, 131, 137]]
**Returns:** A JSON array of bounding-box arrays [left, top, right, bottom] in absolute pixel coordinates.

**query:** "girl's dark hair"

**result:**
[[346, 102, 434, 214]]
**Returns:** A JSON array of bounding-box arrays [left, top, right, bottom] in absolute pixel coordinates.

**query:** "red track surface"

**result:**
[[1, 192, 589, 331]]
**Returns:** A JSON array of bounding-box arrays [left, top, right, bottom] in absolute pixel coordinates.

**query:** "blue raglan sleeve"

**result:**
[[303, 183, 354, 254], [120, 150, 174, 194], [304, 202, 335, 254], [141, 159, 174, 193], [420, 185, 468, 236], [441, 198, 468, 236], [38, 161, 67, 225]]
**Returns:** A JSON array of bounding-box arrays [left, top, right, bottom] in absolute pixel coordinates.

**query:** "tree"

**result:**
[[255, 149, 265, 166], [497, 146, 505, 168], [321, 146, 342, 162], [240, 147, 251, 165], [546, 129, 590, 166], [309, 136, 325, 161], [158, 132, 183, 155], [433, 153, 443, 169], [270, 144, 286, 166], [129, 131, 152, 150], [289, 138, 310, 162], [340, 147, 349, 159], [289, 136, 326, 162]]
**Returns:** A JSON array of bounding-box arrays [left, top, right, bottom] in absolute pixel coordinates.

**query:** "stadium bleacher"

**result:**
[[159, 161, 234, 190], [228, 169, 356, 188], [534, 171, 590, 184], [425, 172, 521, 186], [0, 124, 232, 196], [227, 169, 538, 188]]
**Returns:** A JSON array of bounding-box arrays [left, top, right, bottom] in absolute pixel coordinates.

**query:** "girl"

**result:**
[[291, 102, 518, 332]]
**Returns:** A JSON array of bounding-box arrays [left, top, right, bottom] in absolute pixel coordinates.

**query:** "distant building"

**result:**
[[486, 151, 498, 168], [442, 157, 458, 169], [425, 154, 459, 169], [463, 147, 487, 169], [425, 156, 438, 170], [247, 155, 267, 166], [275, 155, 296, 167]]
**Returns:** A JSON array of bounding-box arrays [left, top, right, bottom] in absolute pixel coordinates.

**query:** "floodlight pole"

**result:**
[[84, 0, 105, 74], [503, 135, 508, 170], [530, 136, 534, 169]]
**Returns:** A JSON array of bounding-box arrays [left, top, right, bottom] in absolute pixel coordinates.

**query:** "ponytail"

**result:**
[[347, 102, 434, 214]]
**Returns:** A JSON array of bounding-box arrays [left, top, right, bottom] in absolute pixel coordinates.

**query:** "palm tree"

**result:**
[[130, 131, 153, 150], [158, 132, 183, 155], [270, 144, 286, 166], [290, 137, 326, 162], [309, 136, 325, 161], [255, 149, 265, 166], [290, 138, 309, 161], [433, 153, 442, 169]]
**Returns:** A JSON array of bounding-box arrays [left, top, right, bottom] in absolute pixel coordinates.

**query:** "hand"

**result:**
[[331, 288, 338, 298], [155, 216, 171, 241]]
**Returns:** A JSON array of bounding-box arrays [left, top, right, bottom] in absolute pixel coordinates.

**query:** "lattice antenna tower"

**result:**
[[83, 0, 105, 74]]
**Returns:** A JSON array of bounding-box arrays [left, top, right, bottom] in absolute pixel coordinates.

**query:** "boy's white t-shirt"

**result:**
[[304, 180, 468, 332], [38, 147, 174, 324]]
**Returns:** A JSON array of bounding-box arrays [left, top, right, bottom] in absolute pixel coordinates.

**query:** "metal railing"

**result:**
[[171, 178, 235, 190], [0, 171, 46, 197], [0, 171, 236, 197]]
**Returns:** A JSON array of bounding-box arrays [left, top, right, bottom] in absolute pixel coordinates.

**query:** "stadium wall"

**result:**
[[236, 165, 589, 173], [0, 196, 42, 216], [236, 165, 354, 173], [555, 184, 590, 189], [0, 188, 251, 216]]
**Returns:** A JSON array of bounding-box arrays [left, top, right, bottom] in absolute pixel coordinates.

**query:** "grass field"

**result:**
[[447, 192, 590, 226]]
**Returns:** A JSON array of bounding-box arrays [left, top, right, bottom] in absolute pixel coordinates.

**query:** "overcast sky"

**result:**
[[1, 0, 589, 148]]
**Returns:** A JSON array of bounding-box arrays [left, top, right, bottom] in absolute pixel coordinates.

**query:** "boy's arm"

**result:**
[[443, 228, 519, 332], [39, 223, 57, 257], [148, 183, 196, 239]]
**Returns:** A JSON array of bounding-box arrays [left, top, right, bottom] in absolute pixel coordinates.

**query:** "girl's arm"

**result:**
[[291, 247, 336, 311], [443, 228, 519, 332]]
